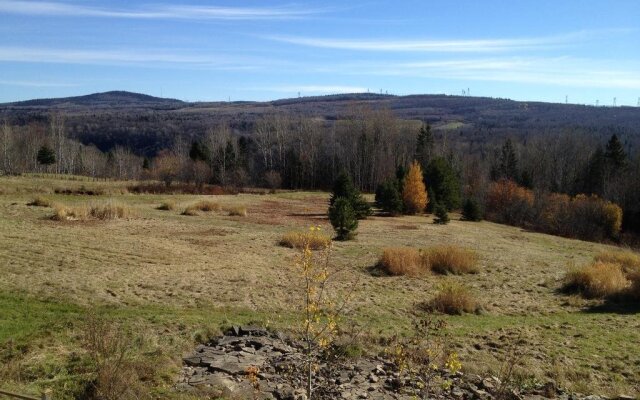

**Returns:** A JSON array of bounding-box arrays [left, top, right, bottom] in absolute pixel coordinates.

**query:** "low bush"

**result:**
[[52, 203, 89, 221], [195, 200, 221, 212], [127, 182, 234, 195], [563, 261, 629, 299], [433, 203, 450, 224], [280, 230, 331, 250], [89, 202, 133, 220], [157, 200, 176, 211], [328, 197, 358, 240], [182, 205, 199, 216], [379, 247, 423, 277], [628, 272, 640, 299], [423, 245, 479, 275], [594, 250, 640, 274], [52, 201, 133, 221], [225, 205, 248, 217], [27, 196, 52, 207], [427, 282, 479, 315]]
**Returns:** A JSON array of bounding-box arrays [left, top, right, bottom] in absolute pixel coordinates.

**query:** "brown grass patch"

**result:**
[[563, 261, 630, 299], [427, 281, 479, 315], [27, 196, 52, 207], [279, 230, 331, 250], [594, 250, 640, 274], [379, 247, 423, 277], [157, 200, 176, 211], [423, 245, 480, 275], [224, 205, 248, 217], [52, 201, 133, 221]]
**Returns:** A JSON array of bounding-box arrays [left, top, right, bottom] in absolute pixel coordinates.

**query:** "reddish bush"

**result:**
[[485, 179, 534, 225]]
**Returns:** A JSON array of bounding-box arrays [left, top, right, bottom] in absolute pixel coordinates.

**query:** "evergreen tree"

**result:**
[[493, 139, 519, 181], [142, 157, 150, 170], [189, 141, 210, 163], [461, 198, 482, 221], [395, 164, 407, 192], [328, 197, 358, 240], [402, 161, 428, 214], [583, 147, 606, 195], [330, 171, 371, 219], [604, 134, 627, 170], [433, 203, 450, 224], [36, 145, 56, 166], [415, 123, 434, 169], [424, 157, 461, 211], [375, 179, 403, 215]]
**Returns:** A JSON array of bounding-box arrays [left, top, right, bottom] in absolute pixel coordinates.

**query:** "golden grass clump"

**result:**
[[157, 200, 176, 211], [594, 250, 640, 274], [280, 230, 331, 250], [563, 261, 630, 299], [182, 200, 221, 215], [422, 245, 480, 275], [225, 205, 248, 217], [427, 281, 479, 315], [379, 247, 423, 277], [51, 201, 133, 221], [628, 272, 640, 299], [52, 203, 89, 221], [27, 196, 52, 207], [89, 202, 133, 220]]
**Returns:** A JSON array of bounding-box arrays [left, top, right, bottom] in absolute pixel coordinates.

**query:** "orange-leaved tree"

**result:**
[[402, 161, 428, 214]]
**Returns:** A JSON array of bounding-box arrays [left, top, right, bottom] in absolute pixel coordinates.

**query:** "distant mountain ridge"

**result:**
[[3, 90, 184, 108]]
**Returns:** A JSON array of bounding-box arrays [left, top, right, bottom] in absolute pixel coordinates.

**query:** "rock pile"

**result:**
[[176, 326, 620, 400]]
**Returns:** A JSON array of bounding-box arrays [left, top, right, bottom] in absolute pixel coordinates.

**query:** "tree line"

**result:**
[[1, 107, 638, 235]]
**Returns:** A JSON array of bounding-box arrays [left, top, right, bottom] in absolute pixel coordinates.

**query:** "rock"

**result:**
[[368, 373, 379, 383]]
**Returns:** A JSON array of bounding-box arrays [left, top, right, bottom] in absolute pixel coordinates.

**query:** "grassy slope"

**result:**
[[0, 175, 638, 398]]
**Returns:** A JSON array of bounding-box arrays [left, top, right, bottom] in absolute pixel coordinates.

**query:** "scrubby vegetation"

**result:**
[[52, 201, 133, 221], [27, 196, 51, 207], [378, 245, 479, 276], [426, 282, 479, 315], [280, 229, 331, 250], [563, 262, 629, 299], [379, 247, 422, 277], [224, 205, 248, 217], [157, 200, 176, 211]]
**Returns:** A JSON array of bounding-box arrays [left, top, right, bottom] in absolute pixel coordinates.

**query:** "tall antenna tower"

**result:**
[[565, 95, 568, 104], [467, 88, 470, 96], [637, 97, 639, 107], [596, 99, 599, 107], [613, 97, 617, 107]]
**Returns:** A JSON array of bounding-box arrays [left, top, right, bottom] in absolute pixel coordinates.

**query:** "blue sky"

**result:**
[[0, 0, 639, 105]]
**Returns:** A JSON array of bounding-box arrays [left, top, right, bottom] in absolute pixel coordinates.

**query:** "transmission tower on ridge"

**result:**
[[613, 97, 617, 107]]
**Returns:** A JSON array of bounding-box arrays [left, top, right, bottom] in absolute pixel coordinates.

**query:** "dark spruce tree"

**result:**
[[142, 157, 151, 170], [492, 138, 519, 181], [424, 157, 461, 211], [330, 171, 371, 219], [433, 203, 450, 224], [375, 179, 403, 215], [415, 123, 434, 169], [36, 145, 56, 166], [461, 198, 482, 221], [604, 134, 627, 170], [189, 140, 211, 163], [329, 197, 358, 240]]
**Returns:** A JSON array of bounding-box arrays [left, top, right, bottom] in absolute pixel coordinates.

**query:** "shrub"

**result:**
[[193, 200, 221, 212], [224, 205, 248, 217], [379, 247, 423, 277], [89, 202, 133, 220], [27, 196, 51, 207], [628, 272, 640, 299], [375, 179, 403, 215], [182, 205, 199, 216], [563, 261, 629, 299], [157, 200, 176, 211], [280, 230, 331, 250], [594, 250, 640, 274], [485, 179, 534, 225], [328, 197, 358, 240], [461, 198, 482, 221], [423, 245, 479, 275], [428, 282, 479, 315], [402, 161, 428, 214], [330, 171, 371, 219], [433, 203, 450, 224], [52, 203, 89, 221]]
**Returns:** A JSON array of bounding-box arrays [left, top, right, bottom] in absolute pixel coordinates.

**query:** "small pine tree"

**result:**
[[142, 157, 150, 170], [189, 141, 211, 163], [329, 197, 358, 240], [330, 171, 371, 219], [461, 198, 482, 221], [424, 157, 461, 211], [604, 134, 627, 170], [434, 203, 450, 224], [37, 145, 56, 166], [375, 179, 403, 215], [402, 161, 428, 214]]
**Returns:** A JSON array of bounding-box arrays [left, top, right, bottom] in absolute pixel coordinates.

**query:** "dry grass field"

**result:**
[[1, 174, 639, 398]]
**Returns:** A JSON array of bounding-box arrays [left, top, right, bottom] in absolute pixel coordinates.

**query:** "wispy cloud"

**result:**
[[325, 57, 640, 89], [251, 85, 368, 94], [0, 79, 78, 87], [0, 46, 267, 70], [0, 0, 325, 20], [266, 30, 626, 53]]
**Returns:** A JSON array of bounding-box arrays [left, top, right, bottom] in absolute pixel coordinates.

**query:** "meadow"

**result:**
[[0, 174, 638, 398]]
